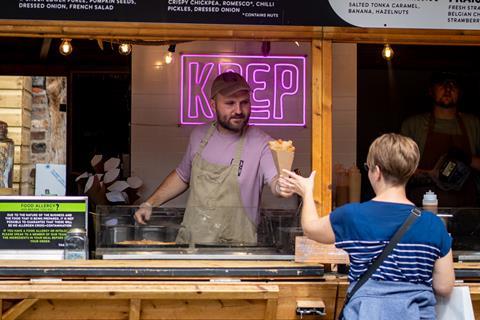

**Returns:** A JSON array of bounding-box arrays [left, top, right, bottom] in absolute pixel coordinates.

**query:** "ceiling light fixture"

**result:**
[[118, 43, 132, 55], [164, 44, 176, 64], [59, 39, 73, 56], [382, 43, 394, 61]]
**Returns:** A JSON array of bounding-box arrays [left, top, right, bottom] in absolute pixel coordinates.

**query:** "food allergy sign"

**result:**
[[0, 196, 87, 250], [328, 0, 480, 30]]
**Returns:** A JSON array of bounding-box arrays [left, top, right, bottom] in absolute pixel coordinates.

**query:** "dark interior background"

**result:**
[[0, 37, 131, 194], [357, 44, 480, 200]]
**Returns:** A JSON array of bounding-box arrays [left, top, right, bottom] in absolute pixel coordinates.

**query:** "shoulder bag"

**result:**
[[337, 207, 422, 320]]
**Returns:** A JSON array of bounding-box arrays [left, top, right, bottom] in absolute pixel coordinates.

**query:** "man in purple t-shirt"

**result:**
[[134, 72, 293, 244]]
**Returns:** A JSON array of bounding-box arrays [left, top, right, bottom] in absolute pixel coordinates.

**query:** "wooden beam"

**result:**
[[2, 299, 39, 320], [311, 39, 333, 216], [0, 282, 279, 300], [129, 299, 141, 320], [321, 39, 333, 216], [264, 298, 278, 320]]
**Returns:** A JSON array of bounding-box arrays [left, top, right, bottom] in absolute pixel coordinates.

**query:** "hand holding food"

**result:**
[[268, 139, 295, 176]]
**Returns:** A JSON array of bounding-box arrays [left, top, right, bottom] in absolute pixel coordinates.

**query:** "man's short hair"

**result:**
[[366, 133, 420, 185], [210, 72, 251, 99]]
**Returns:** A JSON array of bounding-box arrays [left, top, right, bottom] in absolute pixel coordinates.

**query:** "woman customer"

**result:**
[[280, 133, 454, 319]]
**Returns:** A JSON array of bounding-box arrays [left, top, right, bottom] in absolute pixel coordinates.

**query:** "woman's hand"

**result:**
[[280, 169, 316, 198]]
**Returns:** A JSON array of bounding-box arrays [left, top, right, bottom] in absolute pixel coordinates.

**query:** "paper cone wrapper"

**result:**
[[271, 150, 294, 176]]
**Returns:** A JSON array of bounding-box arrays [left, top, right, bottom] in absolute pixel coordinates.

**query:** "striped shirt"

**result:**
[[330, 201, 451, 286]]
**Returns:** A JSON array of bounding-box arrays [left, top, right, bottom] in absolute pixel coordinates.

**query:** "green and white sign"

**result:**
[[0, 196, 87, 251]]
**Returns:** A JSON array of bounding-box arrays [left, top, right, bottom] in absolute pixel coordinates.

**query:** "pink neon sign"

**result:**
[[180, 54, 306, 126]]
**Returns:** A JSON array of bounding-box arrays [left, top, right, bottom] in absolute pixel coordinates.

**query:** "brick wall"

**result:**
[[30, 76, 67, 166]]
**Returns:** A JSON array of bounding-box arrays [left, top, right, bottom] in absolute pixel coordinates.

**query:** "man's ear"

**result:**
[[210, 99, 217, 114]]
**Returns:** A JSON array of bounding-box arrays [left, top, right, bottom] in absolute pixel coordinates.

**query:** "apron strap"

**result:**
[[197, 121, 217, 155], [196, 121, 247, 171]]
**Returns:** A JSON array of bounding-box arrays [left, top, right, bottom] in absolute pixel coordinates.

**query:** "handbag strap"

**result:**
[[344, 206, 422, 302]]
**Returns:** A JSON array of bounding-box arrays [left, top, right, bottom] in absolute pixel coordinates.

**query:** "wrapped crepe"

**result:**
[[268, 139, 295, 176]]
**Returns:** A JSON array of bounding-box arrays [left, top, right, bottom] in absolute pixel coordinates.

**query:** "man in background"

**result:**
[[401, 71, 480, 206]]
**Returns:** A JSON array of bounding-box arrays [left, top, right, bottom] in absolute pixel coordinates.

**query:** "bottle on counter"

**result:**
[[64, 228, 88, 260], [422, 190, 438, 214], [0, 121, 14, 189], [348, 164, 361, 203]]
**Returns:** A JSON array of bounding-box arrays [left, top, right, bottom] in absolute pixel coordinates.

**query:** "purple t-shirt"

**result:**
[[176, 123, 277, 224]]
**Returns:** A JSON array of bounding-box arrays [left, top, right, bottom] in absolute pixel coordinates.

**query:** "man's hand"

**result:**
[[271, 175, 294, 198], [134, 202, 153, 225]]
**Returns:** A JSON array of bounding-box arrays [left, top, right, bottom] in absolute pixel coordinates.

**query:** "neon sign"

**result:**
[[180, 54, 306, 126]]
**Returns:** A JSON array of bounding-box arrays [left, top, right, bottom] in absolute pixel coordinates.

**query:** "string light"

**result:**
[[59, 39, 73, 56], [164, 44, 176, 64], [118, 43, 132, 55], [382, 44, 394, 61]]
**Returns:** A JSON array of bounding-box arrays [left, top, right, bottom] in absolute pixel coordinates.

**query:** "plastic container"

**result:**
[[422, 190, 438, 214], [0, 121, 14, 188], [64, 228, 88, 260]]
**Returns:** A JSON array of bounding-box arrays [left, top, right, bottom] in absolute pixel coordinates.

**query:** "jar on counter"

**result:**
[[64, 228, 88, 260], [0, 121, 14, 188]]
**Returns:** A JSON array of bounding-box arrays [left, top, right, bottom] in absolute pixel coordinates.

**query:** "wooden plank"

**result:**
[[129, 299, 141, 320], [19, 299, 129, 320], [311, 39, 323, 216], [264, 299, 277, 320], [14, 146, 30, 165], [321, 40, 333, 216], [0, 77, 24, 90], [0, 90, 23, 109], [0, 282, 279, 300], [2, 298, 38, 320], [311, 39, 333, 216], [0, 260, 320, 269], [0, 108, 30, 127], [6, 127, 30, 146], [276, 282, 338, 320], [0, 188, 18, 196], [141, 299, 266, 320]]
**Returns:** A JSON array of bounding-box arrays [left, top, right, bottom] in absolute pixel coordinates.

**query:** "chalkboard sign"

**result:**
[[0, 196, 87, 258], [4, 0, 480, 31]]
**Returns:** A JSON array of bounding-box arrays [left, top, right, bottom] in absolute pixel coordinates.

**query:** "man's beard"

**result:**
[[217, 114, 250, 133], [436, 100, 457, 109]]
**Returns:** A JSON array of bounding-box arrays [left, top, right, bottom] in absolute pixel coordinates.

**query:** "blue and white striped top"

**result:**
[[330, 201, 452, 286]]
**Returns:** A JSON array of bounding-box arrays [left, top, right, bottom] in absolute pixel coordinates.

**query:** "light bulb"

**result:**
[[164, 51, 173, 64], [382, 44, 394, 61], [118, 43, 132, 55], [59, 39, 73, 56]]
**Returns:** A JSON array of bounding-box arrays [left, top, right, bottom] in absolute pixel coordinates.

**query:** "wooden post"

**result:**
[[129, 299, 141, 320], [311, 39, 333, 216]]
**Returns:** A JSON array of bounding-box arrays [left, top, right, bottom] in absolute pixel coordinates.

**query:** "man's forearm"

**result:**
[[145, 170, 189, 206]]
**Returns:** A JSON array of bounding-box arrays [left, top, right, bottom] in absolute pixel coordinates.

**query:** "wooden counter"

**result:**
[[0, 260, 478, 319], [0, 260, 339, 320]]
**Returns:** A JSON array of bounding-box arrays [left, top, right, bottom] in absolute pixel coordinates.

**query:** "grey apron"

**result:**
[[176, 122, 257, 244]]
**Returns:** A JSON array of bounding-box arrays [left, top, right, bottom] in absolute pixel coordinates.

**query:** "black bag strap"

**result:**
[[338, 207, 422, 319]]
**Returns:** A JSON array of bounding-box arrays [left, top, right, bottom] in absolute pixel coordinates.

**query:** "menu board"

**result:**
[[4, 0, 480, 30], [0, 196, 87, 250]]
